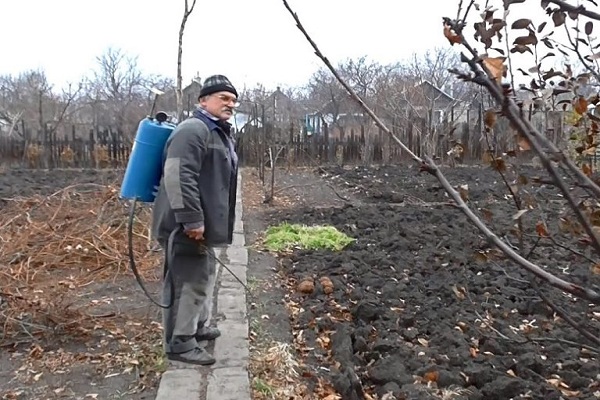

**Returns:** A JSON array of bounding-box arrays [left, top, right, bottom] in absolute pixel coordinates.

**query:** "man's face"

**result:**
[[200, 91, 238, 120]]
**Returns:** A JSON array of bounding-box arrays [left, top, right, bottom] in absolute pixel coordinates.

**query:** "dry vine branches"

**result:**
[[0, 184, 159, 345]]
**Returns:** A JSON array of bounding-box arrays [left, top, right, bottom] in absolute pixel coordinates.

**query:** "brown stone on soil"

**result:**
[[297, 279, 314, 294], [320, 276, 334, 294]]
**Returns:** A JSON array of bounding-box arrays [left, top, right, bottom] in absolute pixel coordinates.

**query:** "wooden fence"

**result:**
[[0, 107, 568, 170], [0, 126, 131, 169], [237, 108, 566, 168]]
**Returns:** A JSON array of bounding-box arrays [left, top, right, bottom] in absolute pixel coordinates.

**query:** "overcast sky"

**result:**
[[1, 0, 555, 93]]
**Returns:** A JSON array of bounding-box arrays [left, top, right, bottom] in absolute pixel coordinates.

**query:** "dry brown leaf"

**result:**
[[517, 135, 531, 150], [546, 378, 581, 397], [491, 158, 506, 172], [582, 146, 597, 156], [443, 23, 462, 45], [469, 347, 479, 358], [456, 321, 468, 332], [452, 285, 466, 300], [458, 184, 469, 202], [480, 208, 493, 222], [316, 335, 331, 350], [536, 221, 549, 237], [512, 209, 528, 220], [482, 56, 507, 83], [484, 109, 497, 129], [423, 371, 439, 382], [574, 96, 588, 115]]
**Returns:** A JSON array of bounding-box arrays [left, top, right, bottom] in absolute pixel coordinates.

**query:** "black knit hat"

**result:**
[[198, 75, 238, 99]]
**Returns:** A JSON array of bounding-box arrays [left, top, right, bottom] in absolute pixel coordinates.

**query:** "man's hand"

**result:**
[[184, 225, 205, 241]]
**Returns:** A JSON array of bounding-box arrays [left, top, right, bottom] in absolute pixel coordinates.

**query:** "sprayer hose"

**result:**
[[127, 198, 177, 309]]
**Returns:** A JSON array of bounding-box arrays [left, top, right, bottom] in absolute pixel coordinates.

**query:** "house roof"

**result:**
[[413, 80, 455, 102]]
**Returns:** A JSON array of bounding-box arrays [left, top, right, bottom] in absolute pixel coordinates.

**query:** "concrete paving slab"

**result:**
[[216, 287, 248, 321], [206, 366, 251, 400], [234, 219, 244, 234], [154, 369, 203, 400], [212, 320, 249, 367], [226, 246, 248, 265], [232, 232, 246, 247], [219, 263, 247, 287]]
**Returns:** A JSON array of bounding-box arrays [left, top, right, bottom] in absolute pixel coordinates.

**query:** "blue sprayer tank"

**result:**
[[120, 113, 176, 203]]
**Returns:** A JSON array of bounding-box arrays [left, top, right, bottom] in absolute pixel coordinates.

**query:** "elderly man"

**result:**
[[151, 75, 239, 365]]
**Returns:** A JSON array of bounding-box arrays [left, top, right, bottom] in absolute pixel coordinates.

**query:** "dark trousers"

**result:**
[[160, 241, 216, 354]]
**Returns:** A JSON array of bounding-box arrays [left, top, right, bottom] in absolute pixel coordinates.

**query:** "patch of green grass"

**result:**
[[263, 222, 355, 252], [247, 275, 260, 292], [252, 377, 275, 396]]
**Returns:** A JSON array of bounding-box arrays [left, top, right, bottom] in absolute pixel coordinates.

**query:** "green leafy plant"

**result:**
[[263, 223, 355, 252]]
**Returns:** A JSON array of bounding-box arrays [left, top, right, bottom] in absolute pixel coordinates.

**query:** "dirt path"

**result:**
[[243, 164, 600, 400], [242, 167, 359, 398]]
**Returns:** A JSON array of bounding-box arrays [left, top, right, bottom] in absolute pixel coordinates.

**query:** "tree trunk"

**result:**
[[176, 0, 197, 123]]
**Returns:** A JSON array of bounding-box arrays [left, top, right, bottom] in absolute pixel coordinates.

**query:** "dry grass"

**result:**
[[0, 183, 165, 395], [249, 340, 303, 399], [0, 184, 159, 344]]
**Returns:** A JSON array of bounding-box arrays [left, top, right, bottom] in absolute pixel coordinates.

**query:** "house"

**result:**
[[303, 79, 466, 141], [255, 86, 305, 128], [304, 112, 371, 140], [235, 86, 306, 138], [157, 76, 202, 123], [400, 79, 460, 124]]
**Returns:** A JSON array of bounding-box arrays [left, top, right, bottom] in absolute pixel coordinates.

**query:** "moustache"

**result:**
[[222, 107, 233, 113]]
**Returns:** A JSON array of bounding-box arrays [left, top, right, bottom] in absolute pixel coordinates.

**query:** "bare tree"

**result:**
[[304, 66, 348, 129], [0, 48, 175, 151], [0, 71, 84, 140], [176, 0, 198, 123], [83, 47, 151, 139]]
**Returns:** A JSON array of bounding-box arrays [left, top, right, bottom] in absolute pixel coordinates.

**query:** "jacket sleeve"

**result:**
[[162, 123, 206, 225]]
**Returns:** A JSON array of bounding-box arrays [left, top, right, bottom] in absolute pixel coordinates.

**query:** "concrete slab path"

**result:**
[[154, 173, 251, 400]]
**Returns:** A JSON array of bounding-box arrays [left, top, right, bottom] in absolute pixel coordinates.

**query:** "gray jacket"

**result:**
[[151, 113, 238, 247]]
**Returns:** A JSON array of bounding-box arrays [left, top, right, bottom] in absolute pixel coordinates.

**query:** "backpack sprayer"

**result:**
[[119, 88, 248, 309], [120, 88, 177, 309]]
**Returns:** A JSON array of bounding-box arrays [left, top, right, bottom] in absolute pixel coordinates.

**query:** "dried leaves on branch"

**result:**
[[444, 0, 600, 300], [281, 0, 600, 309]]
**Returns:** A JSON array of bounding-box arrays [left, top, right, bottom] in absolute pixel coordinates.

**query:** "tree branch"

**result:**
[[445, 17, 600, 260], [531, 279, 600, 347], [281, 0, 600, 304], [547, 0, 600, 21]]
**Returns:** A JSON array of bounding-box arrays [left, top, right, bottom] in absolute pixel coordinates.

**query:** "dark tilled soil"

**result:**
[[263, 165, 599, 400], [0, 168, 125, 198], [0, 167, 161, 400]]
